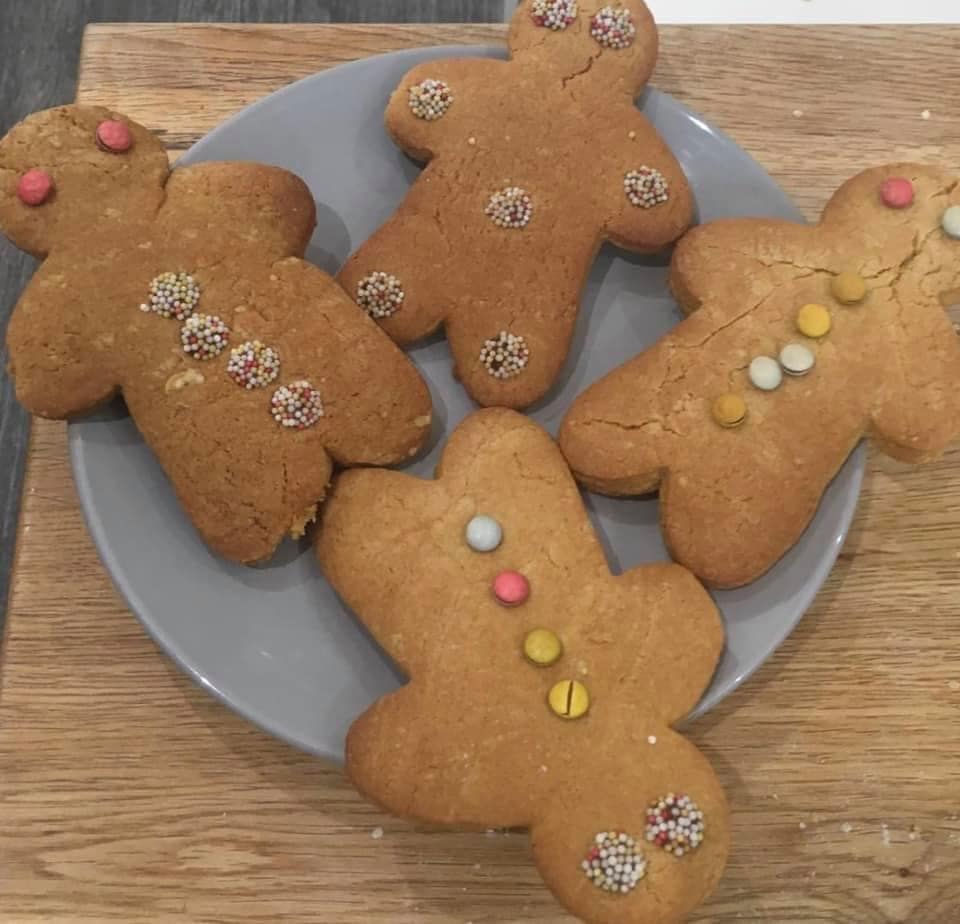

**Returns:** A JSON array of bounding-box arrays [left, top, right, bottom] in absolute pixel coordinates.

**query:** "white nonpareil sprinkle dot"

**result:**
[[141, 271, 201, 320], [624, 167, 669, 209], [922, 109, 932, 120], [485, 186, 533, 229], [590, 6, 636, 49], [581, 831, 647, 894], [226, 340, 280, 389], [357, 271, 405, 320], [479, 330, 530, 380], [180, 313, 229, 361], [531, 0, 578, 30], [371, 827, 384, 840], [271, 380, 324, 430], [647, 735, 657, 745], [408, 79, 454, 121]]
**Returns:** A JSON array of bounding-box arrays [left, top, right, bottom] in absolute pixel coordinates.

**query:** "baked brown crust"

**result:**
[[337, 0, 693, 409], [0, 105, 432, 564], [560, 164, 960, 587], [317, 409, 729, 924]]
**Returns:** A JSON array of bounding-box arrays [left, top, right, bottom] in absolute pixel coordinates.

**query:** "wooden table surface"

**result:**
[[2, 22, 960, 924]]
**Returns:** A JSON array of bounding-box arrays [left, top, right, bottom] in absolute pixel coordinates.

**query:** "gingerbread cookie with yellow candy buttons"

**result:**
[[317, 409, 729, 924], [337, 0, 693, 409], [0, 105, 432, 564], [561, 164, 960, 588]]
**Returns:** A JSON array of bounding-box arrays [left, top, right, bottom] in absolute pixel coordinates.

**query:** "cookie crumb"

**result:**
[[164, 369, 205, 393], [793, 109, 804, 118], [371, 826, 384, 840], [468, 136, 477, 145], [841, 822, 853, 834], [628, 130, 637, 139], [948, 680, 959, 691], [647, 735, 657, 745], [922, 109, 932, 120], [798, 822, 807, 830]]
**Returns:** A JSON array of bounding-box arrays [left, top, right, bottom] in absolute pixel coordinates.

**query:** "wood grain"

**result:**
[[2, 23, 960, 924]]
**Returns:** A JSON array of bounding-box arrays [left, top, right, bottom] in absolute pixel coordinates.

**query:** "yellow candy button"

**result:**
[[524, 628, 563, 667], [831, 272, 867, 305], [711, 394, 747, 429], [548, 680, 590, 719], [796, 303, 832, 339]]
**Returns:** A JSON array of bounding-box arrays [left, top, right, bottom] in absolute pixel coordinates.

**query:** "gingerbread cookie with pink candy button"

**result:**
[[561, 164, 960, 588], [0, 105, 432, 564], [317, 409, 730, 924], [337, 0, 693, 409]]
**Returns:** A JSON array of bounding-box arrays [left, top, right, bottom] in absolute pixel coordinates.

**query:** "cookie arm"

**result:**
[[385, 58, 506, 161], [600, 112, 693, 253]]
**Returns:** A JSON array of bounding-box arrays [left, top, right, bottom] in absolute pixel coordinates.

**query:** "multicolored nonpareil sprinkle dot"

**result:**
[[226, 340, 280, 389], [531, 0, 578, 30], [141, 271, 201, 321], [590, 6, 636, 49], [645, 793, 705, 857], [271, 381, 324, 430], [485, 186, 534, 229], [581, 832, 647, 894], [180, 313, 229, 361], [624, 167, 670, 209], [479, 330, 530, 379], [408, 79, 454, 121], [357, 271, 406, 320]]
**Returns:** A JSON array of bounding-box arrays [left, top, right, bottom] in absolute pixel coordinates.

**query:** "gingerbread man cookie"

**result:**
[[337, 0, 693, 409], [317, 409, 729, 924], [561, 164, 960, 587], [0, 105, 432, 564]]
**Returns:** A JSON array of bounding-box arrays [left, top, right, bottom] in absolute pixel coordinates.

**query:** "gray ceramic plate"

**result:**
[[69, 46, 865, 762]]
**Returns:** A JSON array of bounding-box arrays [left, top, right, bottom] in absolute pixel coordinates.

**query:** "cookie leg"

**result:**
[[530, 731, 728, 924], [346, 689, 534, 830], [337, 185, 451, 346]]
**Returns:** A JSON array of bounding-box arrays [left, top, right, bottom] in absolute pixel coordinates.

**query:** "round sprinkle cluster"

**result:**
[[531, 0, 578, 30], [645, 794, 705, 857], [591, 6, 636, 49], [485, 187, 534, 229], [141, 272, 201, 320], [181, 313, 230, 361], [581, 832, 647, 893], [408, 79, 454, 121], [625, 167, 670, 209], [479, 330, 530, 379], [357, 271, 405, 320], [227, 340, 280, 389], [271, 381, 324, 430]]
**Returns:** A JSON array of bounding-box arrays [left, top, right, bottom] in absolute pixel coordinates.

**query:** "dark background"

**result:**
[[0, 0, 504, 633]]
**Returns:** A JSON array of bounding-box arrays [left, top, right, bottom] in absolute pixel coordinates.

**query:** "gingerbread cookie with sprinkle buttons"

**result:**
[[561, 164, 960, 588], [0, 105, 432, 564], [337, 0, 693, 409], [317, 409, 730, 924]]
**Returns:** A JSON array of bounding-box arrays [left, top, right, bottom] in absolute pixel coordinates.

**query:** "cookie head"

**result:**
[[509, 0, 659, 95], [0, 105, 168, 257]]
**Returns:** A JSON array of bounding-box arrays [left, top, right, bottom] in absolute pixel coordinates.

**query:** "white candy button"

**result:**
[[465, 515, 503, 553], [942, 205, 960, 240], [749, 356, 783, 391], [779, 343, 815, 376]]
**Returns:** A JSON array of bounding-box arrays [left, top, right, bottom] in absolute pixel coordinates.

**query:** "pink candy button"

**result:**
[[16, 168, 54, 206], [880, 177, 914, 210], [492, 570, 530, 607], [96, 119, 133, 153]]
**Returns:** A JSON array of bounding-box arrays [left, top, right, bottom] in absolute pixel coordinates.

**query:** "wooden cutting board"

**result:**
[[1, 23, 959, 923]]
